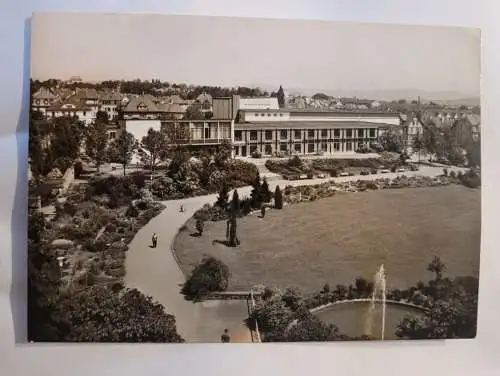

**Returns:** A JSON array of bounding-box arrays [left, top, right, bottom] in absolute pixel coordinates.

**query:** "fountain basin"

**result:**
[[312, 299, 426, 340]]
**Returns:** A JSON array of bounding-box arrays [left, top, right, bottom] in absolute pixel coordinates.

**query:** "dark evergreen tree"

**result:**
[[277, 85, 286, 108], [274, 186, 283, 209], [260, 178, 272, 203], [250, 174, 262, 209]]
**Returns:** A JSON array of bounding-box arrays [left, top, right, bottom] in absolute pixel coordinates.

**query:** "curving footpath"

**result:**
[[124, 165, 464, 342]]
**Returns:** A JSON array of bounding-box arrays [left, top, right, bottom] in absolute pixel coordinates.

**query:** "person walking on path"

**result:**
[[152, 233, 158, 248], [220, 328, 231, 343], [179, 204, 184, 213]]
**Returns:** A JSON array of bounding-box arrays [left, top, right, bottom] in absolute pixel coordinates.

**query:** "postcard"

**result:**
[[28, 13, 481, 342]]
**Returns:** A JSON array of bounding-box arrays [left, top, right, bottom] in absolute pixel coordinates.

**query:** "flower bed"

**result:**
[[282, 175, 457, 204]]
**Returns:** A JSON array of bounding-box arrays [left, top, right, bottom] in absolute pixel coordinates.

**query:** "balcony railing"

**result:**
[[189, 137, 231, 145]]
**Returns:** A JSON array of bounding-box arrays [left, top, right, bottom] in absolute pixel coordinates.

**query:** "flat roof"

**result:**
[[239, 108, 400, 117], [234, 121, 388, 130]]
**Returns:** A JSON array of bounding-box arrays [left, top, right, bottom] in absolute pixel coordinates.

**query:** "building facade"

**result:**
[[233, 108, 401, 157]]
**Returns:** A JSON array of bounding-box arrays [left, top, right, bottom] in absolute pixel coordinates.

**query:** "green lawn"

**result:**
[[173, 185, 481, 293]]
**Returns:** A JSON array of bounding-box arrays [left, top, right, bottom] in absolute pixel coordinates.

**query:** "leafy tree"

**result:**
[[57, 287, 184, 342], [85, 120, 109, 172], [379, 129, 404, 153], [214, 139, 232, 168], [396, 286, 477, 339], [184, 103, 205, 120], [422, 122, 445, 158], [312, 93, 330, 100], [29, 111, 53, 181], [284, 314, 342, 342], [465, 137, 481, 168], [138, 128, 166, 177], [274, 186, 283, 209], [428, 256, 446, 280], [260, 178, 272, 203], [250, 298, 294, 338], [107, 131, 138, 175], [27, 210, 62, 341], [181, 256, 230, 300], [354, 277, 373, 298], [51, 116, 85, 169], [282, 288, 302, 311], [95, 110, 109, 123]]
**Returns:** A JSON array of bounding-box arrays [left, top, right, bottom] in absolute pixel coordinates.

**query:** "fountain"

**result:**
[[365, 264, 387, 340]]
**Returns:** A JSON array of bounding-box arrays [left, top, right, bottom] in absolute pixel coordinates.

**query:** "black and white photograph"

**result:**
[[28, 13, 481, 343]]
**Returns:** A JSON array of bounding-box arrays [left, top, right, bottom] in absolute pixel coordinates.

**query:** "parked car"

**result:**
[[360, 170, 370, 176], [370, 169, 378, 174], [380, 169, 390, 174], [408, 164, 419, 171], [396, 167, 406, 173], [318, 173, 325, 178], [339, 171, 349, 177]]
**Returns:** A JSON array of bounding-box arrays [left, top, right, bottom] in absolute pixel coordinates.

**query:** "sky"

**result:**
[[30, 12, 481, 99]]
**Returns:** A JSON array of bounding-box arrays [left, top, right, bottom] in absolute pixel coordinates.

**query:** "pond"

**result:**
[[313, 301, 425, 340]]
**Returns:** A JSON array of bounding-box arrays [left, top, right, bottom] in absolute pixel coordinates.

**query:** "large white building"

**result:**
[[233, 108, 401, 156]]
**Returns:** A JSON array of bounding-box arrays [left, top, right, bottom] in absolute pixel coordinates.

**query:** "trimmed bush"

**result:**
[[181, 256, 230, 300]]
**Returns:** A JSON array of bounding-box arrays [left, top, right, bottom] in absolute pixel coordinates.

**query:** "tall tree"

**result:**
[[28, 210, 62, 341], [214, 139, 232, 168], [51, 116, 85, 171], [29, 111, 52, 181], [250, 174, 262, 209], [138, 128, 166, 178], [260, 178, 272, 203], [277, 85, 286, 108], [85, 120, 109, 172], [107, 131, 138, 176]]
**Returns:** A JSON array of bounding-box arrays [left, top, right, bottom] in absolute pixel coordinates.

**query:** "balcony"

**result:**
[[189, 137, 231, 145]]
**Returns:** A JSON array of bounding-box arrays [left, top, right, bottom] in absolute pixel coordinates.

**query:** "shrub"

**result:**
[[195, 218, 205, 235], [181, 256, 230, 300], [449, 170, 457, 178], [136, 200, 149, 211], [125, 204, 139, 218], [459, 169, 481, 188], [288, 155, 302, 168]]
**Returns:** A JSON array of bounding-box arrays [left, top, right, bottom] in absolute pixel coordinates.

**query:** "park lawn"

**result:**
[[173, 185, 481, 293]]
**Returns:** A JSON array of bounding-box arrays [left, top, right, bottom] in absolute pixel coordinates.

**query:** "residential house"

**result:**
[[98, 91, 123, 120], [452, 114, 480, 145], [32, 87, 60, 114]]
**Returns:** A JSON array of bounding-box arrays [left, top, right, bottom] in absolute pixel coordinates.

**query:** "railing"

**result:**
[[189, 138, 231, 145]]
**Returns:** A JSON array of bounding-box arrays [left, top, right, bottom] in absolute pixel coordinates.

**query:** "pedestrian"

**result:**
[[220, 328, 230, 343], [179, 204, 184, 213], [152, 233, 158, 248]]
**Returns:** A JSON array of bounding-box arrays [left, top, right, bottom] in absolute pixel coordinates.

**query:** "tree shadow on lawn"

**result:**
[[212, 239, 239, 248]]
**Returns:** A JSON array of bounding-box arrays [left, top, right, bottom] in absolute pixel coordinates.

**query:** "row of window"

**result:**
[[238, 141, 355, 156], [253, 113, 284, 117], [234, 128, 376, 141]]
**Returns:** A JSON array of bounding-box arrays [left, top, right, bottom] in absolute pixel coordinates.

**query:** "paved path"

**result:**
[[124, 165, 465, 342]]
